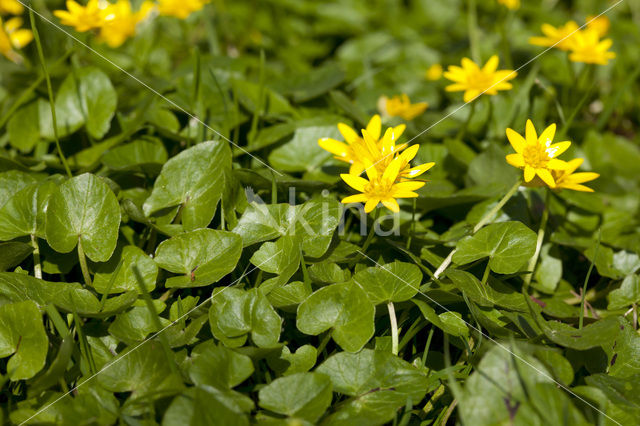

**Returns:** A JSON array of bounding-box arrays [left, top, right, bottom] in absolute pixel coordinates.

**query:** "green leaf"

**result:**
[[0, 180, 57, 240], [0, 242, 33, 271], [164, 386, 252, 426], [316, 349, 428, 425], [189, 341, 254, 389], [97, 341, 184, 400], [413, 299, 469, 338], [76, 68, 117, 139], [93, 245, 158, 294], [352, 261, 422, 305], [108, 301, 169, 344], [154, 229, 242, 288], [102, 138, 168, 173], [250, 235, 300, 290], [45, 173, 121, 262], [258, 372, 333, 422], [446, 269, 527, 311], [268, 125, 339, 172], [7, 101, 40, 152], [143, 140, 231, 230], [267, 345, 317, 376], [0, 300, 48, 380], [296, 197, 342, 257], [209, 288, 282, 348], [233, 203, 297, 247], [297, 282, 374, 352], [452, 221, 537, 274], [608, 275, 640, 310], [0, 170, 37, 208]]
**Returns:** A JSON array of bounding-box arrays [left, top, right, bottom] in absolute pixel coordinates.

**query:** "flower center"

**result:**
[[522, 144, 551, 168], [469, 70, 495, 91], [364, 179, 393, 198]]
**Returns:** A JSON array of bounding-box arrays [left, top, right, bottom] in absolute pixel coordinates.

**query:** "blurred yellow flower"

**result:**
[[425, 63, 443, 80], [529, 21, 579, 51], [568, 29, 615, 65], [0, 0, 23, 15], [99, 0, 154, 48], [525, 158, 599, 192], [0, 17, 33, 63], [497, 0, 519, 10], [444, 55, 516, 103], [158, 0, 208, 19], [54, 0, 105, 32], [586, 15, 610, 37], [318, 115, 406, 175], [505, 120, 570, 188], [341, 157, 427, 213], [379, 94, 428, 121]]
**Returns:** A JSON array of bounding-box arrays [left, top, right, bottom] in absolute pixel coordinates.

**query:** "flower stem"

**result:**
[[406, 198, 417, 249], [434, 180, 520, 279], [30, 234, 42, 279], [388, 301, 399, 356], [579, 229, 601, 329], [29, 9, 72, 178], [350, 207, 380, 267], [524, 189, 550, 287], [77, 240, 92, 287]]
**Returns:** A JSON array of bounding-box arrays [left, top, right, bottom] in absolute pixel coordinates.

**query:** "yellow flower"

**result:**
[[586, 15, 610, 37], [379, 94, 428, 121], [0, 0, 23, 15], [505, 120, 570, 188], [0, 17, 33, 63], [393, 144, 435, 181], [444, 55, 516, 103], [425, 63, 443, 81], [529, 21, 579, 51], [568, 29, 615, 65], [157, 0, 208, 19], [341, 157, 428, 213], [318, 115, 406, 175], [524, 158, 599, 192], [497, 0, 520, 10], [54, 0, 105, 32], [99, 0, 154, 48]]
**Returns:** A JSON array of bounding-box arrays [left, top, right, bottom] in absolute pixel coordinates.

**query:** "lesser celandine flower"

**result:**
[[505, 120, 570, 188], [99, 0, 154, 48], [379, 94, 428, 121], [341, 157, 427, 213], [54, 0, 105, 32], [425, 64, 443, 81], [444, 55, 516, 103], [525, 158, 599, 192], [318, 115, 407, 175], [529, 21, 579, 51], [0, 17, 32, 62], [568, 28, 615, 65], [157, 0, 208, 19], [497, 0, 520, 10], [586, 15, 610, 37], [0, 0, 23, 15]]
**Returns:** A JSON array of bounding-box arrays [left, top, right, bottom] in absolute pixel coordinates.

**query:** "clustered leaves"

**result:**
[[0, 1, 639, 425]]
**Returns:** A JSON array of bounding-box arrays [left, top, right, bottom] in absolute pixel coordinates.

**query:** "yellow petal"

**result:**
[[341, 174, 368, 192], [403, 162, 435, 178], [382, 198, 400, 212], [337, 123, 359, 145], [400, 145, 419, 163], [382, 157, 402, 183], [364, 198, 379, 213], [366, 115, 382, 141], [342, 194, 369, 204], [483, 55, 499, 73], [525, 120, 538, 145], [505, 128, 525, 153], [536, 168, 556, 188], [506, 153, 524, 168], [546, 141, 571, 158], [393, 181, 425, 192], [538, 123, 556, 145], [524, 165, 535, 182], [318, 138, 349, 158]]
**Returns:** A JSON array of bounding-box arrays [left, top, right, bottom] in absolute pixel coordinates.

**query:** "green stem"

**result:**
[[467, 0, 480, 63], [406, 198, 417, 249], [350, 208, 380, 267], [30, 234, 42, 279], [580, 230, 601, 329], [29, 9, 72, 178], [434, 180, 520, 279], [388, 301, 399, 356], [524, 190, 550, 287], [480, 261, 491, 286], [421, 326, 435, 368], [77, 240, 92, 287]]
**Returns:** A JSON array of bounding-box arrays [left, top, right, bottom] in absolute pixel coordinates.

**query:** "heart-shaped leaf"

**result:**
[[154, 229, 242, 288], [353, 261, 422, 305], [0, 300, 48, 380], [93, 245, 158, 294], [297, 282, 374, 352], [143, 140, 231, 230], [45, 173, 121, 262], [258, 372, 333, 422], [452, 221, 537, 274]]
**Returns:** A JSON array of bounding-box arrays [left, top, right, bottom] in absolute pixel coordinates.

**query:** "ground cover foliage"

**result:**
[[1, 0, 640, 424]]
